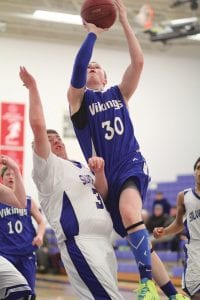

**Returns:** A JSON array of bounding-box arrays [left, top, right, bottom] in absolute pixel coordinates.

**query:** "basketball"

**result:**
[[80, 0, 117, 29]]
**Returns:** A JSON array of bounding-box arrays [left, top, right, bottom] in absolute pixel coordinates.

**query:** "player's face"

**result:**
[[2, 168, 15, 190], [87, 62, 107, 89], [194, 161, 200, 184], [47, 133, 67, 159]]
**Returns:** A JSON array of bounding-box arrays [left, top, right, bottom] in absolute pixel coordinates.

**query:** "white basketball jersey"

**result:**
[[32, 152, 125, 299], [184, 188, 200, 240], [32, 152, 113, 245], [0, 256, 31, 298], [182, 188, 200, 296]]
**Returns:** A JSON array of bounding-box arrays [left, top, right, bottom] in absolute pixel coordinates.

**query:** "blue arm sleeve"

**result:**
[[70, 32, 97, 89]]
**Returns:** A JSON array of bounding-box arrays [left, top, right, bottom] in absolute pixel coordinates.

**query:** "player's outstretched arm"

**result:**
[[153, 191, 185, 239], [88, 157, 108, 201], [67, 23, 106, 115], [114, 0, 144, 103], [0, 155, 26, 208], [19, 66, 50, 160], [0, 184, 21, 207]]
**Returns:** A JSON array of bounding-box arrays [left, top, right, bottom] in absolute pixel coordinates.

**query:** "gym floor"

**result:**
[[35, 273, 183, 299], [36, 274, 135, 299]]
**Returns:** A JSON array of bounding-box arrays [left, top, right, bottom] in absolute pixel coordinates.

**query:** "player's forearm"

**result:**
[[71, 32, 97, 88], [163, 220, 184, 236], [94, 173, 108, 201], [121, 18, 144, 67], [0, 184, 22, 208], [29, 86, 46, 131], [36, 220, 46, 241], [12, 169, 27, 208]]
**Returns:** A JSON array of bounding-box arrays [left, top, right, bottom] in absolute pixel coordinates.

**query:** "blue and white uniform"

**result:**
[[0, 197, 37, 296], [0, 253, 31, 299], [32, 151, 124, 300], [71, 86, 150, 236], [182, 188, 200, 296]]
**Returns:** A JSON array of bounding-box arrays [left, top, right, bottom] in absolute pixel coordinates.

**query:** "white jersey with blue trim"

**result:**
[[32, 151, 113, 245], [32, 152, 125, 299], [182, 188, 200, 296], [184, 188, 200, 241], [0, 256, 31, 299]]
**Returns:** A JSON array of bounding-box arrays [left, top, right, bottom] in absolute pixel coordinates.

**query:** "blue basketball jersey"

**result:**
[[71, 86, 150, 236], [72, 85, 149, 194], [0, 196, 37, 255]]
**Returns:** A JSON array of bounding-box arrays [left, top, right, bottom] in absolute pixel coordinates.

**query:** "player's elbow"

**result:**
[[135, 55, 144, 72]]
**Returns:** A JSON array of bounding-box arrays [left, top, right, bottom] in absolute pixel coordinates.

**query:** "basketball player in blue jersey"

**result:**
[[0, 166, 45, 300], [154, 157, 200, 300], [0, 155, 27, 208], [19, 66, 125, 300], [0, 155, 32, 300], [67, 1, 189, 300]]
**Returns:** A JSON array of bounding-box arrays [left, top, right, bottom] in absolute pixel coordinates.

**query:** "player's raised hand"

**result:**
[[153, 227, 165, 239], [0, 155, 20, 173], [88, 156, 105, 174], [83, 21, 108, 35], [19, 66, 36, 89], [113, 0, 127, 22]]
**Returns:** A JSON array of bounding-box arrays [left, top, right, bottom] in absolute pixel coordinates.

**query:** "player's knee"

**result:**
[[126, 221, 144, 233]]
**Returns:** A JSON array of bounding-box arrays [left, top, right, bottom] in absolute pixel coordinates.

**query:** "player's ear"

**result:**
[[103, 71, 107, 86], [103, 78, 107, 87]]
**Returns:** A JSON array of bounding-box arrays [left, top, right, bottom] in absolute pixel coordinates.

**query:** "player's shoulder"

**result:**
[[183, 187, 192, 196], [178, 188, 192, 206], [68, 160, 84, 169], [177, 190, 185, 203], [105, 85, 120, 94]]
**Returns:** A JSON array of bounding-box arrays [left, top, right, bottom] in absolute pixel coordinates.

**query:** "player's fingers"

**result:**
[[0, 155, 8, 165], [88, 158, 95, 168]]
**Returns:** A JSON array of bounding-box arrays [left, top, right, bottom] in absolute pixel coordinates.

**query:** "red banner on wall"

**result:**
[[0, 102, 25, 175], [0, 103, 25, 147], [0, 149, 24, 174]]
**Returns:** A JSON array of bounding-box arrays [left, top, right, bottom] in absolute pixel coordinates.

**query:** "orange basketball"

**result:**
[[81, 0, 117, 29]]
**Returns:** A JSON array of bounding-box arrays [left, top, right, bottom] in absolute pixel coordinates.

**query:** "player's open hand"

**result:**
[[153, 227, 165, 239], [19, 66, 36, 89], [113, 0, 127, 21], [88, 156, 105, 174]]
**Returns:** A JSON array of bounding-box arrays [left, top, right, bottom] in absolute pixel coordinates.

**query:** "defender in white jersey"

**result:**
[[19, 66, 124, 300], [154, 157, 200, 299], [0, 155, 31, 299]]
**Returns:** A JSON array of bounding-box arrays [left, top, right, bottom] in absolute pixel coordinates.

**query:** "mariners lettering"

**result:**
[[189, 209, 200, 222], [89, 100, 123, 116], [0, 207, 27, 218]]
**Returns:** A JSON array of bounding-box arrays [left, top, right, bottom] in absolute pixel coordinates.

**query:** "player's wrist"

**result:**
[[87, 31, 97, 39]]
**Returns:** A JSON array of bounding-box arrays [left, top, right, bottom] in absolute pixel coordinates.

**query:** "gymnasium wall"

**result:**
[[0, 36, 199, 200]]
